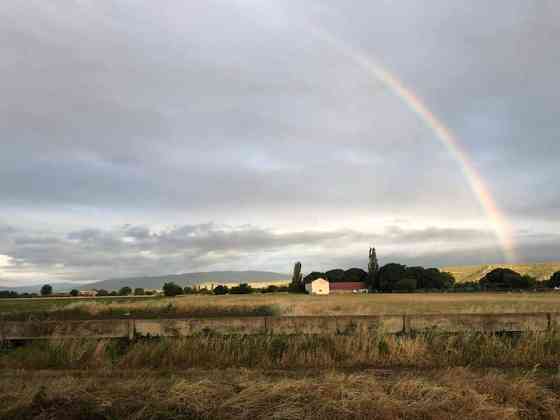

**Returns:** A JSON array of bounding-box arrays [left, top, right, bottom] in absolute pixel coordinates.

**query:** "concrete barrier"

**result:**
[[405, 313, 550, 333], [1, 319, 130, 340], [0, 314, 558, 340], [135, 317, 266, 337]]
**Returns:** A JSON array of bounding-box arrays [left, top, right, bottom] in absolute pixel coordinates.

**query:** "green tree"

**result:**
[[376, 263, 407, 291], [549, 271, 560, 288], [40, 284, 53, 296], [118, 286, 132, 296], [303, 272, 326, 283], [70, 289, 79, 297], [213, 285, 229, 295], [480, 268, 528, 290], [230, 283, 253, 294], [325, 269, 345, 283], [422, 268, 455, 289], [134, 288, 145, 296], [163, 282, 183, 297], [96, 289, 109, 296], [344, 268, 369, 283], [393, 277, 417, 291], [183, 286, 194, 294]]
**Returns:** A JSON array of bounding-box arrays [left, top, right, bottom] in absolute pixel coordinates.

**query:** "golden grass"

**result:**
[[4, 292, 560, 321], [1, 368, 560, 419], [3, 330, 560, 370]]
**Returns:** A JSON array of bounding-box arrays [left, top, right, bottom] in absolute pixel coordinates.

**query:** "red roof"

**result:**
[[330, 282, 367, 290]]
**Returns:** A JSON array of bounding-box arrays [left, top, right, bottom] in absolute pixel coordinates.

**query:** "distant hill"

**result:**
[[82, 271, 289, 291], [0, 282, 87, 294], [442, 262, 560, 283]]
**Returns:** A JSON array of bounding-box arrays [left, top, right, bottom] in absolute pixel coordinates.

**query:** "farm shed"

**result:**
[[305, 278, 330, 295], [330, 282, 368, 293]]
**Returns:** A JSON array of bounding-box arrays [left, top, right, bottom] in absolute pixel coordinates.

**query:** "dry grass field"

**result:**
[[4, 293, 560, 419], [3, 292, 560, 321], [2, 368, 560, 420]]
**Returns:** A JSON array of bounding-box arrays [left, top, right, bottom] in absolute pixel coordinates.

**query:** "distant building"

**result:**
[[79, 290, 97, 297], [305, 278, 330, 295], [330, 282, 368, 293]]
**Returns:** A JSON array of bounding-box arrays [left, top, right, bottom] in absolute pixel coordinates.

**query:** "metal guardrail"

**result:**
[[1, 313, 559, 340]]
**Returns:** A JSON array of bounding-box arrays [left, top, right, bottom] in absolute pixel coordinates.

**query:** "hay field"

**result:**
[[3, 292, 560, 321], [2, 368, 560, 420]]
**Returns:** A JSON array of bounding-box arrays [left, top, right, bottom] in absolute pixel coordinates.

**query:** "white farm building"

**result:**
[[305, 278, 330, 295]]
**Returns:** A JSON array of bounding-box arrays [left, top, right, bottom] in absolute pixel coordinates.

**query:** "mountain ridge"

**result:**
[[0, 271, 289, 293]]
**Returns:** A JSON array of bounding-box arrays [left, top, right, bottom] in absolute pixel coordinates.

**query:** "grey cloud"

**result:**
[[1, 1, 559, 283], [0, 221, 529, 284]]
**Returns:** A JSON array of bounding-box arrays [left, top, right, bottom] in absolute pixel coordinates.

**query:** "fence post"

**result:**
[[128, 318, 135, 341], [402, 314, 408, 334]]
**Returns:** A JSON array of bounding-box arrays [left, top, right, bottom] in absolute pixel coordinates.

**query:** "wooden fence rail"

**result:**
[[2, 313, 560, 340]]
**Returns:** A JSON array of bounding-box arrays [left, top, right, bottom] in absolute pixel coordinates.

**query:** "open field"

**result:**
[[2, 368, 560, 420], [2, 292, 560, 321], [443, 262, 560, 282], [3, 331, 560, 370]]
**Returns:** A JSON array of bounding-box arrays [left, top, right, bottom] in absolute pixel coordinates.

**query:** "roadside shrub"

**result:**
[[70, 289, 79, 297]]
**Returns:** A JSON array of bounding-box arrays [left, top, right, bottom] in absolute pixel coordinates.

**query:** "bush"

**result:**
[[230, 283, 253, 294], [183, 286, 194, 294], [213, 285, 229, 295], [70, 289, 79, 297], [163, 282, 183, 297], [118, 286, 132, 296], [40, 284, 53, 296], [96, 289, 109, 297], [0, 290, 19, 298]]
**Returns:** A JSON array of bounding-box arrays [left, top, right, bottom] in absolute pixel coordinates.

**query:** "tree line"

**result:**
[[2, 269, 560, 299]]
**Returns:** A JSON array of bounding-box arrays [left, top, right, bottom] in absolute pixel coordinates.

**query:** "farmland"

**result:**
[[3, 292, 560, 419], [2, 292, 560, 321]]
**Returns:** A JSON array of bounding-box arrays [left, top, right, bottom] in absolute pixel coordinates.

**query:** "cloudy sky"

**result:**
[[1, 1, 559, 285]]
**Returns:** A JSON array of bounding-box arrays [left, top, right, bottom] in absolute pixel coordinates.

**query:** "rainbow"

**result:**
[[311, 27, 517, 262]]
